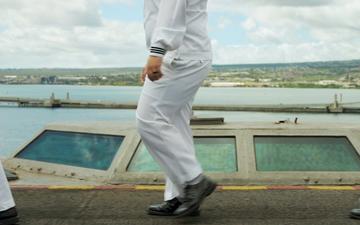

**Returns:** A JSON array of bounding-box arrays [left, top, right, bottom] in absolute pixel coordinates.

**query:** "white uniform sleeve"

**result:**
[[149, 0, 187, 57]]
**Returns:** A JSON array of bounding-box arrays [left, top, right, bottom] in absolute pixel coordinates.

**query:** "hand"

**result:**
[[141, 56, 163, 83]]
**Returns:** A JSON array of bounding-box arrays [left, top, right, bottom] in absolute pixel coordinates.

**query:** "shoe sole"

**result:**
[[148, 209, 200, 217], [175, 180, 217, 218], [147, 210, 174, 216], [350, 214, 360, 220], [0, 216, 19, 225]]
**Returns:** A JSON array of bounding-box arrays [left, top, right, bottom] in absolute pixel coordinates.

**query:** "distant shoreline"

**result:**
[[0, 83, 359, 89], [1, 58, 359, 71], [1, 59, 359, 89]]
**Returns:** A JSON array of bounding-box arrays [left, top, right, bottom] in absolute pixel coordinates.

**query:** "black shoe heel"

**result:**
[[205, 182, 217, 197], [0, 216, 19, 225]]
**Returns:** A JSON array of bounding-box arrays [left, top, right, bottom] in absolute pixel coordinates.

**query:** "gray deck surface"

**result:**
[[13, 189, 360, 225]]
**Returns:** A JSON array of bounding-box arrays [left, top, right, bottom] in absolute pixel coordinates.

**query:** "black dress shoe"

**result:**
[[148, 198, 181, 216], [350, 208, 360, 219], [173, 176, 217, 217], [0, 207, 19, 225], [148, 198, 200, 216]]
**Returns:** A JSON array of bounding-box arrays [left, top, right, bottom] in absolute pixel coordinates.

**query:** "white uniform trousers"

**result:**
[[0, 161, 16, 211], [136, 57, 211, 201]]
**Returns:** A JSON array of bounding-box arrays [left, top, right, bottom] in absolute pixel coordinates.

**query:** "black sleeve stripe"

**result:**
[[151, 50, 167, 55], [150, 49, 166, 54], [150, 46, 166, 55], [151, 46, 166, 51]]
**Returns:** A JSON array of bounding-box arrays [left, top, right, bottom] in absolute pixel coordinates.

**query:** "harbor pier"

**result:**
[[0, 94, 359, 114]]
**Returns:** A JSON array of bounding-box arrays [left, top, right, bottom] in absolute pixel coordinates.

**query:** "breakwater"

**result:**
[[0, 94, 359, 114]]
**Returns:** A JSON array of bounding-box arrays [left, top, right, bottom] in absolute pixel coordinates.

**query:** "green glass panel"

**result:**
[[254, 136, 360, 171], [128, 137, 237, 173], [16, 130, 124, 170]]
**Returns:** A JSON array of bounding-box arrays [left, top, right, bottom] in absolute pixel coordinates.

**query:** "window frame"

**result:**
[[15, 130, 125, 171], [247, 129, 360, 185], [6, 123, 360, 185], [126, 135, 239, 173], [253, 135, 360, 172], [7, 124, 135, 181], [112, 129, 244, 184]]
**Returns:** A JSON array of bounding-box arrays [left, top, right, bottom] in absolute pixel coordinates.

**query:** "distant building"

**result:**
[[210, 82, 245, 87], [259, 78, 272, 83], [58, 76, 87, 81], [4, 75, 17, 79], [41, 76, 57, 84], [239, 77, 255, 82], [318, 80, 339, 85], [343, 83, 357, 88]]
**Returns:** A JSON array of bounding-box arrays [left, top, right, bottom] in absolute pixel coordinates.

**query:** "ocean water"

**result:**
[[0, 84, 359, 157]]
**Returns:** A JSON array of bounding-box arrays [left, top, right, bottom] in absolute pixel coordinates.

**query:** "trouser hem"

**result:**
[[0, 200, 15, 212]]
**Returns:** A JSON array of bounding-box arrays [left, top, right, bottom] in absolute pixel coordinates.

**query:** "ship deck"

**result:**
[[12, 188, 360, 225]]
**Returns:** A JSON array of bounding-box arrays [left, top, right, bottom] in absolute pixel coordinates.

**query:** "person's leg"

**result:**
[[136, 59, 211, 188], [164, 99, 196, 201], [0, 161, 18, 225], [0, 161, 15, 212], [164, 177, 181, 201]]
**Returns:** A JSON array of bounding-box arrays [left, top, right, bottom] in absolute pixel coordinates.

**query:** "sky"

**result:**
[[0, 0, 359, 68]]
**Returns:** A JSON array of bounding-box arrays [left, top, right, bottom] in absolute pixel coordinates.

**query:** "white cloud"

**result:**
[[208, 0, 338, 12], [217, 17, 232, 29], [0, 0, 146, 68], [0, 0, 359, 67], [241, 18, 257, 31], [0, 0, 103, 29], [0, 20, 146, 68], [212, 42, 360, 65], [209, 0, 360, 64]]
